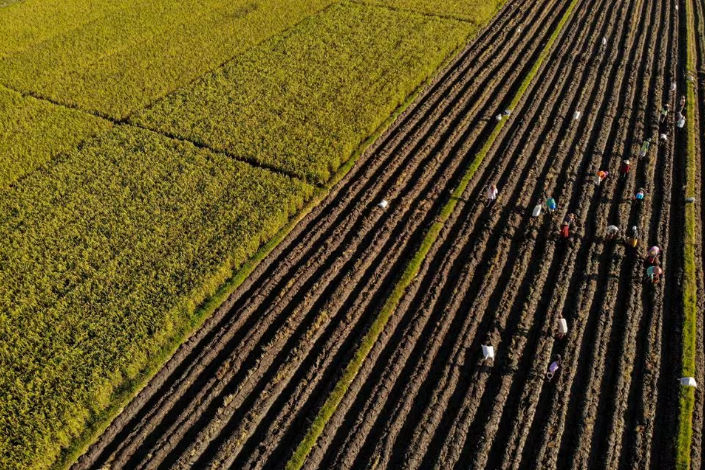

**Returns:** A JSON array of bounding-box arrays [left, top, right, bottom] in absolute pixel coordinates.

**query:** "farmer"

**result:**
[[546, 354, 562, 381], [680, 94, 686, 111], [634, 187, 646, 202], [639, 138, 652, 158], [646, 265, 663, 284], [647, 245, 660, 265], [672, 81, 678, 93], [560, 213, 576, 239], [546, 196, 557, 214], [606, 224, 620, 240], [659, 104, 670, 124], [595, 170, 609, 186], [619, 159, 630, 178], [556, 314, 568, 340], [677, 113, 686, 128], [627, 225, 639, 248], [487, 184, 499, 206], [600, 36, 607, 52]]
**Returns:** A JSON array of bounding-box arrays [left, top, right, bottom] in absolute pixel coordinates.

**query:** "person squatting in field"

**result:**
[[646, 265, 663, 284], [560, 213, 576, 239], [546, 196, 557, 214], [659, 104, 670, 124], [595, 170, 609, 186], [556, 314, 568, 340], [619, 159, 630, 178], [627, 225, 639, 248], [634, 187, 645, 202], [639, 137, 652, 158], [646, 245, 660, 265], [606, 224, 620, 240], [546, 355, 562, 381]]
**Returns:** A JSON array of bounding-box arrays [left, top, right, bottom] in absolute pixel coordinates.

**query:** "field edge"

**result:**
[[677, 0, 698, 467]]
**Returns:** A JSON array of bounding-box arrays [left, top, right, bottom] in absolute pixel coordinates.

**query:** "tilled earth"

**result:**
[[74, 0, 688, 468]]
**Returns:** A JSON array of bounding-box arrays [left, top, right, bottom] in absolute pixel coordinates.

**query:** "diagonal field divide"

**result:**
[[284, 0, 583, 467], [677, 0, 698, 467]]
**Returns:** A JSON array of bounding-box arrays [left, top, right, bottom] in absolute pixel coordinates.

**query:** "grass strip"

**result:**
[[677, 0, 698, 467], [285, 0, 582, 467]]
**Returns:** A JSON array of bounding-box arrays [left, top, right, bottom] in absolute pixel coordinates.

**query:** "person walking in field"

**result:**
[[486, 184, 499, 207], [546, 354, 562, 381], [619, 159, 630, 179], [639, 138, 652, 158], [659, 104, 670, 124], [595, 170, 609, 186], [606, 224, 620, 240]]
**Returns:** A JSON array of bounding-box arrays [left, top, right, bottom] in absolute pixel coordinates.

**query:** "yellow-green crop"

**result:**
[[0, 126, 313, 469], [0, 86, 111, 186], [133, 1, 476, 184], [0, 0, 335, 118]]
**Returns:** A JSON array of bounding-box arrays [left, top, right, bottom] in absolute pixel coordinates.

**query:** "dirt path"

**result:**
[[74, 0, 685, 468]]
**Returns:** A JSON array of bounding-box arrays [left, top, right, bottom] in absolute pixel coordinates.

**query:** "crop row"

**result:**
[[0, 126, 313, 469], [0, 85, 111, 187], [0, 0, 335, 118], [131, 1, 477, 184]]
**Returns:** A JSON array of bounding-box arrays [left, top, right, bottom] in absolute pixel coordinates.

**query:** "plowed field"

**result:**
[[74, 0, 687, 468]]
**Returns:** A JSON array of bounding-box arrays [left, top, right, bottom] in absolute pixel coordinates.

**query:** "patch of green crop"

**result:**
[[133, 1, 476, 184], [677, 0, 698, 467], [0, 86, 111, 187], [360, 0, 504, 22], [0, 0, 121, 58], [0, 0, 335, 118], [0, 126, 313, 469]]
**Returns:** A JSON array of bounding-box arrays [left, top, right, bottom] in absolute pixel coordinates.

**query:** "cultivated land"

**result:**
[[72, 0, 699, 469], [0, 0, 504, 468]]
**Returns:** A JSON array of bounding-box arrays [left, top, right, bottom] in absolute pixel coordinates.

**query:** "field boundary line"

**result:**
[[0, 83, 319, 187], [55, 7, 483, 468], [677, 0, 698, 467], [284, 0, 583, 467]]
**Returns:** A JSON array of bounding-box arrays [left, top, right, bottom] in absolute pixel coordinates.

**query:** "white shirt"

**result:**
[[487, 187, 498, 200]]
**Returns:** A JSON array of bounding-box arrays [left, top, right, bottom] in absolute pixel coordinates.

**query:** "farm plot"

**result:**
[[0, 85, 111, 186], [132, 1, 476, 184], [73, 0, 684, 469], [0, 127, 313, 470], [0, 0, 335, 118]]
